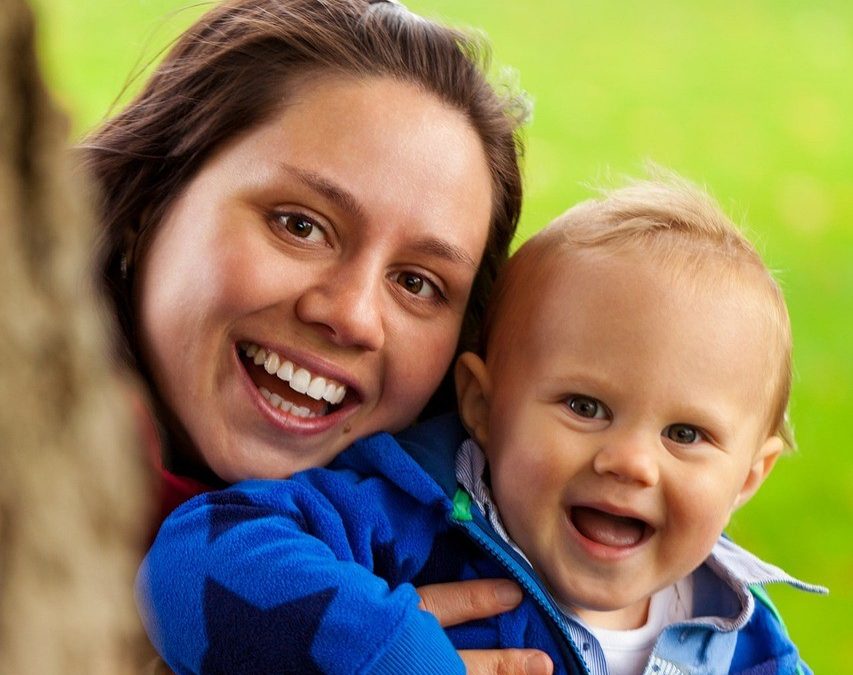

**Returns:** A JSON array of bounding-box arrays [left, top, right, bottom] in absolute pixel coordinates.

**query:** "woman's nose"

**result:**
[[592, 432, 660, 487], [294, 260, 385, 351]]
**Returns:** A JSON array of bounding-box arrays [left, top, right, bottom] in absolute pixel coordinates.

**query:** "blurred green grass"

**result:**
[[31, 0, 852, 670]]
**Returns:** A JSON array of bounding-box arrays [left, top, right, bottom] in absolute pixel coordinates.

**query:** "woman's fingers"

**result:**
[[459, 649, 554, 675], [417, 580, 553, 674], [417, 579, 523, 627]]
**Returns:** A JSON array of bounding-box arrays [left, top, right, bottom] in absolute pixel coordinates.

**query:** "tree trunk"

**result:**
[[0, 0, 150, 672]]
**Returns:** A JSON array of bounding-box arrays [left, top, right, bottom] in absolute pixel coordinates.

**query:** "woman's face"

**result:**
[[137, 74, 493, 482]]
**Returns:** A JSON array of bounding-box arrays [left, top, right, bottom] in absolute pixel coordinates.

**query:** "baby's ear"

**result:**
[[455, 352, 492, 447], [733, 435, 784, 511]]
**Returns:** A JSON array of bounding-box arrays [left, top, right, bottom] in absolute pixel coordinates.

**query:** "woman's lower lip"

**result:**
[[563, 510, 649, 562], [234, 345, 359, 436]]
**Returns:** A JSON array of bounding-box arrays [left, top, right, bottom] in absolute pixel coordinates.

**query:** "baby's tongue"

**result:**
[[571, 506, 645, 547]]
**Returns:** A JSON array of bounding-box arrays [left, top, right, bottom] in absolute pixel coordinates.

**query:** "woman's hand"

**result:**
[[418, 579, 554, 675]]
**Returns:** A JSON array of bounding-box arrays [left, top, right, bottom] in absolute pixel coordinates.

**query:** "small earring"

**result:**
[[120, 253, 129, 280]]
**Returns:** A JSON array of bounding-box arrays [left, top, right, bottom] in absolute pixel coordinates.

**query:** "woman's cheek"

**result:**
[[384, 315, 460, 422]]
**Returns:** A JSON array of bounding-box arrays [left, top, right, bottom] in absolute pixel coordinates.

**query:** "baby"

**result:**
[[140, 175, 823, 674], [451, 175, 825, 673]]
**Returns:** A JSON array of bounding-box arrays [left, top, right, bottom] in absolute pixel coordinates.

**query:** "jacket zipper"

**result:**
[[451, 508, 592, 675]]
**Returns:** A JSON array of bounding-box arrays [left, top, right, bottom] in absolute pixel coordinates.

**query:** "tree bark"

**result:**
[[0, 0, 150, 672]]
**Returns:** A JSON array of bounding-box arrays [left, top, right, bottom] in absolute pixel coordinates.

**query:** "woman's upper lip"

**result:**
[[237, 337, 365, 400]]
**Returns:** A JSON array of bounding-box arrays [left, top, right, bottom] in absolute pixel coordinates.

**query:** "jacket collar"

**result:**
[[694, 537, 826, 630]]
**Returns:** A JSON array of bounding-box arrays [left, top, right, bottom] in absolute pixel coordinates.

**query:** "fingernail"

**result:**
[[494, 581, 522, 606], [524, 653, 552, 675]]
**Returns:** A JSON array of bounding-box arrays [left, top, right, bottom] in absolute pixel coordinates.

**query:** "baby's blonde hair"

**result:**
[[484, 172, 794, 448]]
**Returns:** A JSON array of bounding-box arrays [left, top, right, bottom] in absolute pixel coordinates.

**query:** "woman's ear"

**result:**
[[455, 352, 492, 447], [733, 435, 784, 511]]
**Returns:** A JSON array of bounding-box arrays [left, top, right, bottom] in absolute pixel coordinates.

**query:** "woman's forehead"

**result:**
[[200, 74, 493, 248]]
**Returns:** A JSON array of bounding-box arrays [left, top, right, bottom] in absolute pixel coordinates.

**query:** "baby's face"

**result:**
[[474, 250, 781, 629]]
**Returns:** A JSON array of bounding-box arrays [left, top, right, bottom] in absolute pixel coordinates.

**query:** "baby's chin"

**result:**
[[563, 594, 654, 631]]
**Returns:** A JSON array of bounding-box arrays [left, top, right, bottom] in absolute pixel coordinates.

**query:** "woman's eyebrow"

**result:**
[[278, 162, 366, 222], [279, 161, 478, 271], [410, 237, 478, 270]]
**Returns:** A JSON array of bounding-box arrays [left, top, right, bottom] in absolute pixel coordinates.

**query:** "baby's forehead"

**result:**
[[489, 243, 779, 390], [500, 234, 728, 301], [487, 236, 779, 357], [507, 224, 769, 294]]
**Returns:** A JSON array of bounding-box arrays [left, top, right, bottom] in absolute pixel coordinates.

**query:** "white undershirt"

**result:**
[[581, 576, 693, 675]]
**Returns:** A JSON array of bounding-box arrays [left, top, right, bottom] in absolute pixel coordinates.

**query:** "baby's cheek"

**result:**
[[668, 492, 732, 561]]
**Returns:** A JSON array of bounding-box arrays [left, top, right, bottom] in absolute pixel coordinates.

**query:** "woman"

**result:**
[[83, 0, 551, 672]]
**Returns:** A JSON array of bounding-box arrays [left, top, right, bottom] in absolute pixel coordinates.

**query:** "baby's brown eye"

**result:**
[[665, 424, 700, 444], [568, 395, 606, 419]]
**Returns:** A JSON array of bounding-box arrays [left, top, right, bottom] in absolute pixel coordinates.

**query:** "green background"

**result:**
[[30, 0, 851, 670]]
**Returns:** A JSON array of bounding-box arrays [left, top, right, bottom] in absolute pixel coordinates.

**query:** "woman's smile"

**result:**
[[239, 342, 350, 418], [234, 343, 362, 438]]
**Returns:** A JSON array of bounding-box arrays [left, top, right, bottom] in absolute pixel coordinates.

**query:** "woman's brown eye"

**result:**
[[284, 216, 313, 238], [396, 273, 435, 298], [273, 213, 326, 243], [401, 275, 423, 294]]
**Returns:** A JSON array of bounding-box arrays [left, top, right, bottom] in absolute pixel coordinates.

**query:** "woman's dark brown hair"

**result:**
[[82, 0, 526, 418]]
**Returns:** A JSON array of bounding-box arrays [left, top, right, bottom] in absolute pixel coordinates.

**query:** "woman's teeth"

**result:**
[[240, 342, 347, 407], [258, 387, 317, 418]]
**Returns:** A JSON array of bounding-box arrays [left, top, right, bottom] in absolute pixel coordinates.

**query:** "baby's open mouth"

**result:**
[[238, 342, 350, 419], [570, 506, 651, 548]]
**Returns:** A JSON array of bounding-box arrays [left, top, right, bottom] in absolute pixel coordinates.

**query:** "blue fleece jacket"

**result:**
[[138, 415, 821, 674]]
